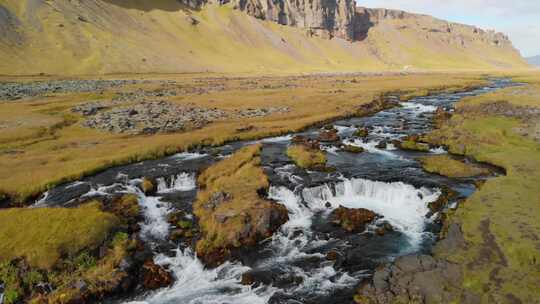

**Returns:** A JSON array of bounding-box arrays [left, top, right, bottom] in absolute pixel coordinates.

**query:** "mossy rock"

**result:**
[[399, 140, 430, 152], [342, 145, 364, 153], [353, 128, 369, 137], [286, 144, 327, 169], [140, 178, 156, 194], [110, 194, 141, 222], [419, 155, 490, 178], [177, 220, 193, 229]]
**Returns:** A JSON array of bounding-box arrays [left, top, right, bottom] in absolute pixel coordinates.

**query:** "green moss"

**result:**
[[399, 140, 430, 152], [111, 194, 141, 221], [427, 80, 540, 302], [342, 145, 364, 154], [0, 262, 22, 304], [0, 202, 120, 269], [419, 155, 489, 178], [286, 144, 327, 169], [178, 220, 193, 229]]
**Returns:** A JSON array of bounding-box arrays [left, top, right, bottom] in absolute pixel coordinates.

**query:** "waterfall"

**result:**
[[302, 178, 440, 248], [157, 173, 196, 193], [128, 249, 274, 304]]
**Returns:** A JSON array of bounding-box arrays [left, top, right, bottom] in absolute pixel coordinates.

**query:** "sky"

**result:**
[[360, 0, 540, 57]]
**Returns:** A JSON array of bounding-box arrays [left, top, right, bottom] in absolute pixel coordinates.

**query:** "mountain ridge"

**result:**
[[0, 0, 529, 75]]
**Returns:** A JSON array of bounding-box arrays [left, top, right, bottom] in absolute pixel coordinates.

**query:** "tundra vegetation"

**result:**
[[418, 155, 490, 178], [424, 73, 540, 302]]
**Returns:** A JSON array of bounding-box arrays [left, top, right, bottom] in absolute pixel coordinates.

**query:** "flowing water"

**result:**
[[36, 79, 514, 304]]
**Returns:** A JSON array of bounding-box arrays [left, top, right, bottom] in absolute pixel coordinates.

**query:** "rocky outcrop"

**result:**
[[355, 254, 464, 304], [354, 7, 517, 50], [330, 206, 379, 233], [230, 0, 356, 40]]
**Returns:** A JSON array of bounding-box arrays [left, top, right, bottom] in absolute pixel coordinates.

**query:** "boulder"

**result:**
[[140, 177, 156, 195], [141, 261, 173, 290], [330, 207, 379, 233], [318, 129, 340, 142], [342, 145, 364, 153], [353, 128, 369, 138]]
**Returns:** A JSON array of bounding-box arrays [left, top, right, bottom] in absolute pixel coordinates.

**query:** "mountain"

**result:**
[[0, 0, 528, 75], [526, 56, 540, 66]]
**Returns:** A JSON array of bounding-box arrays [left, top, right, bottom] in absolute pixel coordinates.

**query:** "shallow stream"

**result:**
[[37, 79, 514, 304]]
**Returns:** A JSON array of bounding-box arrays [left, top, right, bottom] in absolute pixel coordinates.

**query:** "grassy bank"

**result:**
[[0, 73, 487, 203], [194, 144, 288, 266], [425, 73, 540, 302]]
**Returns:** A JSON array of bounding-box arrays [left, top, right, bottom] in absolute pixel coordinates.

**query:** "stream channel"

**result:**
[[36, 78, 514, 304]]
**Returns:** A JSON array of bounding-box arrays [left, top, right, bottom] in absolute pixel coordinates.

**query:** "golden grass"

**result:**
[[194, 144, 285, 263], [426, 75, 540, 302], [418, 155, 489, 178], [0, 73, 488, 203], [286, 144, 327, 169], [399, 140, 430, 152], [0, 202, 119, 269]]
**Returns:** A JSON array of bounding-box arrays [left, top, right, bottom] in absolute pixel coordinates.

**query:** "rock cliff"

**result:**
[[229, 0, 356, 40]]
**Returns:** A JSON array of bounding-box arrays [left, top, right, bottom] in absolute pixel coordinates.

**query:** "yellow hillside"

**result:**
[[0, 0, 529, 75]]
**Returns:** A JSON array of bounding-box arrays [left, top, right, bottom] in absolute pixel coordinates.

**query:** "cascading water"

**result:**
[[128, 249, 274, 304], [302, 178, 440, 249], [157, 173, 197, 193]]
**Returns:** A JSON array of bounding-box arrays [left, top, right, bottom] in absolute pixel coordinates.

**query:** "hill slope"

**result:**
[[0, 0, 528, 75]]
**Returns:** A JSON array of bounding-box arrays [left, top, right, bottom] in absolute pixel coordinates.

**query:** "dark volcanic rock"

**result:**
[[356, 254, 463, 304]]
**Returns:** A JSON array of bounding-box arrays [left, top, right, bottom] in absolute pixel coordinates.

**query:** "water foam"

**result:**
[[127, 249, 274, 304], [157, 173, 197, 193], [302, 178, 440, 248], [401, 102, 438, 114]]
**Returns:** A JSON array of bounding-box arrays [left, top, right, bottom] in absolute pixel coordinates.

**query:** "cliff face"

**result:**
[[229, 0, 356, 40]]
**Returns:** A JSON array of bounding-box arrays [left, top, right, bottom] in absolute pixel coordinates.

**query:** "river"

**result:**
[[36, 78, 514, 304]]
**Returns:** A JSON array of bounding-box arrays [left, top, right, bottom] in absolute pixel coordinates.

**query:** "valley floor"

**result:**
[[0, 72, 487, 203], [1, 71, 539, 304]]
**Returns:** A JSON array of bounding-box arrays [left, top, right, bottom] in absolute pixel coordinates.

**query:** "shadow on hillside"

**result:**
[[101, 0, 203, 12], [354, 8, 375, 42]]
